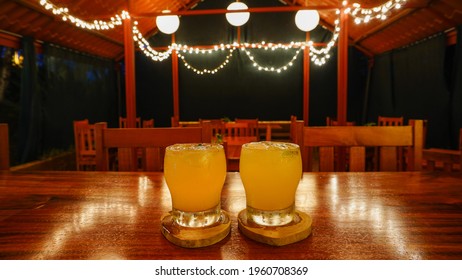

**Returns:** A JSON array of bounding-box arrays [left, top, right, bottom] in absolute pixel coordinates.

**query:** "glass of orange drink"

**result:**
[[164, 143, 226, 227], [240, 141, 302, 226]]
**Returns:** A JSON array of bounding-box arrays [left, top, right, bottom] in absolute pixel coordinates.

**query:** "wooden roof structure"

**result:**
[[1, 0, 461, 60], [1, 0, 461, 128]]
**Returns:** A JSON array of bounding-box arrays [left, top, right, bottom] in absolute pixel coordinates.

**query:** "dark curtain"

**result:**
[[136, 0, 368, 126], [368, 34, 451, 148], [135, 50, 173, 127], [0, 47, 21, 165], [42, 44, 118, 153], [366, 53, 394, 122], [450, 26, 462, 149], [176, 0, 304, 122], [18, 36, 42, 163]]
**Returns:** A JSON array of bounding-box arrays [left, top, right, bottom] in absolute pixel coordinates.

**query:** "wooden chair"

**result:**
[[171, 116, 180, 127], [325, 117, 356, 170], [200, 119, 225, 138], [95, 122, 212, 171], [423, 128, 461, 172], [409, 119, 428, 148], [377, 116, 405, 170], [378, 116, 403, 126], [225, 122, 249, 137], [0, 123, 10, 170], [142, 119, 154, 128], [235, 118, 259, 139], [119, 116, 141, 128], [290, 115, 298, 143], [326, 116, 356, 126], [293, 120, 424, 172], [73, 119, 96, 171]]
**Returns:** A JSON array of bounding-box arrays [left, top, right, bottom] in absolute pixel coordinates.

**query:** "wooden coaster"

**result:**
[[238, 209, 312, 246], [161, 210, 231, 248]]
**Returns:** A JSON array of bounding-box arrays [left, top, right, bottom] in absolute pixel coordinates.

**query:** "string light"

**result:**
[[243, 46, 303, 73], [39, 0, 125, 30], [133, 22, 172, 61], [39, 0, 406, 72], [307, 10, 341, 66], [177, 48, 236, 75], [349, 0, 406, 24]]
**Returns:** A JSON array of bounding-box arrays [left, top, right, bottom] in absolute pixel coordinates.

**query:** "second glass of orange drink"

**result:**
[[239, 141, 302, 226]]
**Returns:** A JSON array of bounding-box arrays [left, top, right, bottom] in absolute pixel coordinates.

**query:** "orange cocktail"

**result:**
[[240, 141, 302, 226], [164, 143, 226, 227]]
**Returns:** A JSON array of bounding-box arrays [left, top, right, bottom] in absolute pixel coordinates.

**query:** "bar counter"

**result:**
[[1, 171, 462, 260]]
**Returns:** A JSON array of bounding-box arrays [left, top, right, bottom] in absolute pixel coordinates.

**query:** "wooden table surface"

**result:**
[[1, 171, 462, 260]]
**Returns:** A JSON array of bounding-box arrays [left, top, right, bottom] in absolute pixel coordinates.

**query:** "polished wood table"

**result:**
[[1, 171, 462, 260]]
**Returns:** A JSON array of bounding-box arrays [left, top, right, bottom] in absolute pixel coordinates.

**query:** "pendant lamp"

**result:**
[[295, 9, 320, 32], [156, 10, 180, 34], [226, 2, 250, 27]]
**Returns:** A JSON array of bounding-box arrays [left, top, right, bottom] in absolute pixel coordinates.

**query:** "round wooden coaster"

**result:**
[[161, 210, 231, 248], [238, 209, 312, 246]]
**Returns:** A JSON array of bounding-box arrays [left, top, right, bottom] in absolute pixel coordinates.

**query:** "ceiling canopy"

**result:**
[[0, 0, 461, 60]]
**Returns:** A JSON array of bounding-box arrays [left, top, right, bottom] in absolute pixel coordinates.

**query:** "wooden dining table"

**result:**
[[1, 170, 462, 260], [423, 148, 461, 171]]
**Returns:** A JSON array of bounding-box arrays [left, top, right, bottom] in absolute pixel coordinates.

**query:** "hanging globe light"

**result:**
[[295, 9, 320, 32], [226, 2, 250, 27], [156, 10, 180, 34]]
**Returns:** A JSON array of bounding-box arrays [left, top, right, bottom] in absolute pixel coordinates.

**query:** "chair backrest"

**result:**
[[290, 115, 298, 142], [119, 116, 141, 128], [142, 119, 154, 128], [235, 118, 259, 138], [171, 116, 180, 127], [200, 119, 225, 137], [73, 119, 97, 171], [95, 122, 212, 171], [422, 127, 461, 172], [378, 116, 403, 126], [226, 122, 250, 137], [409, 119, 428, 148], [326, 116, 355, 126], [0, 123, 10, 170], [293, 120, 424, 172]]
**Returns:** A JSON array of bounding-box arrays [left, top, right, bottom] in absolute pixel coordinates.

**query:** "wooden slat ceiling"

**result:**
[[0, 0, 460, 60]]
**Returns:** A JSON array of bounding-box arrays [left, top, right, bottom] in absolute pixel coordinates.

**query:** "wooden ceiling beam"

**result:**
[[426, 5, 459, 27], [133, 5, 340, 18], [353, 8, 418, 45]]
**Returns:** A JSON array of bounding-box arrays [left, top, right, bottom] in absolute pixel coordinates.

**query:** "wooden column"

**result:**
[[337, 7, 349, 171], [172, 34, 180, 120], [123, 17, 137, 128], [337, 7, 348, 125], [303, 32, 310, 126]]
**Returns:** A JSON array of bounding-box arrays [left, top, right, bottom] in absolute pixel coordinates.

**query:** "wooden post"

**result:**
[[123, 17, 137, 128], [303, 32, 310, 126], [337, 7, 348, 125], [172, 34, 180, 120], [337, 6, 349, 171]]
